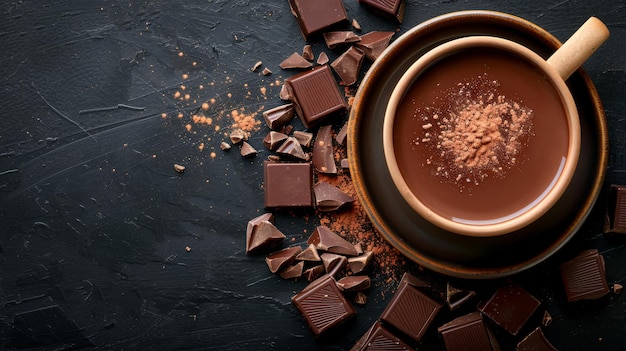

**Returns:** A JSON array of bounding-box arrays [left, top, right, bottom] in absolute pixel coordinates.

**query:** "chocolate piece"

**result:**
[[266, 246, 303, 273], [331, 46, 365, 86], [380, 273, 441, 343], [293, 130, 314, 148], [251, 61, 262, 72], [478, 281, 540, 335], [263, 131, 288, 151], [263, 161, 313, 208], [516, 327, 557, 351], [262, 67, 272, 76], [279, 52, 313, 70], [246, 220, 285, 255], [279, 83, 292, 100], [320, 252, 348, 274], [230, 128, 247, 144], [267, 155, 281, 162], [280, 261, 305, 280], [541, 310, 553, 327], [352, 18, 361, 31], [313, 125, 338, 174], [314, 181, 355, 211], [354, 242, 363, 255], [341, 158, 350, 173], [246, 213, 275, 235], [438, 312, 496, 351], [336, 275, 370, 292], [317, 51, 330, 65], [445, 283, 476, 310], [304, 265, 325, 281], [607, 184, 626, 233], [355, 31, 394, 61], [285, 65, 346, 129], [296, 244, 321, 261], [276, 137, 308, 161], [358, 0, 404, 23], [351, 321, 416, 351], [263, 104, 295, 130], [220, 141, 231, 150], [348, 251, 373, 274], [353, 291, 367, 305], [336, 121, 348, 145], [288, 0, 349, 40], [323, 31, 361, 49], [302, 45, 314, 61], [174, 164, 186, 173], [614, 283, 623, 294], [240, 141, 258, 158], [308, 225, 358, 256], [559, 249, 609, 302]]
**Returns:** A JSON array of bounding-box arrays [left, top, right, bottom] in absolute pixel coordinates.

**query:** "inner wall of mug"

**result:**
[[384, 37, 579, 235]]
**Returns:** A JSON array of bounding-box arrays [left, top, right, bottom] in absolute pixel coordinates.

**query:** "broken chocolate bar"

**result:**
[[358, 0, 405, 23], [331, 46, 365, 86], [288, 0, 349, 40], [355, 31, 394, 61], [607, 184, 626, 233], [263, 104, 295, 130], [560, 249, 609, 302], [263, 161, 313, 208], [308, 225, 358, 256], [313, 181, 355, 212], [266, 246, 303, 273], [351, 321, 416, 351], [438, 312, 498, 351], [323, 31, 361, 49], [313, 125, 338, 174], [478, 281, 540, 335], [516, 327, 557, 351], [317, 51, 330, 65]]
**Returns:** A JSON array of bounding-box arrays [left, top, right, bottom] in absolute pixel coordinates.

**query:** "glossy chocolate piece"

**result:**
[[263, 104, 295, 130], [276, 137, 308, 161], [293, 130, 313, 147], [607, 184, 626, 233], [263, 131, 288, 151], [348, 251, 373, 274], [279, 52, 312, 69], [263, 161, 313, 208], [313, 181, 355, 212], [516, 327, 557, 351], [358, 0, 404, 23], [302, 44, 314, 60], [313, 125, 338, 174], [438, 312, 496, 351], [317, 51, 330, 65], [323, 31, 361, 49], [351, 321, 416, 351], [280, 261, 304, 279], [336, 275, 371, 292], [295, 243, 321, 262], [285, 65, 346, 129], [320, 252, 348, 274], [308, 225, 359, 256], [303, 265, 325, 281], [331, 46, 365, 86], [478, 281, 540, 335], [559, 249, 609, 302], [445, 283, 476, 310], [288, 0, 349, 40], [266, 246, 303, 273], [240, 141, 257, 158], [246, 219, 285, 255], [380, 273, 441, 342], [355, 31, 395, 61]]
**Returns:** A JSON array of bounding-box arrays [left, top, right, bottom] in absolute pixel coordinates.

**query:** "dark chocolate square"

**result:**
[[478, 281, 540, 335], [608, 184, 626, 233], [438, 312, 495, 351], [351, 321, 416, 351], [358, 0, 405, 23], [288, 0, 349, 40], [285, 65, 346, 129], [263, 161, 313, 208], [559, 249, 609, 302]]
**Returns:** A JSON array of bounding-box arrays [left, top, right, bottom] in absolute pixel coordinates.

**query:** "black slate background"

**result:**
[[1, 1, 625, 350]]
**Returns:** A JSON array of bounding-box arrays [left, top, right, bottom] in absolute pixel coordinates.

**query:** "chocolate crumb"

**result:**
[[262, 67, 272, 76], [220, 141, 232, 150], [354, 291, 367, 305], [251, 61, 263, 72], [542, 310, 553, 327], [331, 46, 365, 86], [303, 265, 325, 281], [174, 164, 186, 173], [230, 128, 247, 144], [302, 44, 314, 61], [276, 137, 308, 161], [336, 275, 371, 292], [352, 18, 361, 31], [614, 283, 623, 294], [296, 244, 321, 262]]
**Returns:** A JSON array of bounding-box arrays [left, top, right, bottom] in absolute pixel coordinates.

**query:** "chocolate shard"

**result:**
[[279, 52, 313, 70], [314, 181, 355, 212], [559, 249, 609, 302], [276, 136, 308, 161], [478, 281, 540, 335], [336, 121, 348, 145], [438, 312, 497, 351], [313, 125, 338, 174], [263, 131, 288, 151], [331, 46, 365, 86], [308, 225, 358, 256], [353, 291, 367, 305], [280, 261, 305, 280], [262, 67, 272, 76], [246, 219, 285, 255], [246, 213, 275, 240], [445, 283, 476, 310], [288, 0, 349, 40], [220, 141, 232, 150], [279, 83, 292, 101], [355, 31, 395, 61], [295, 244, 321, 262], [320, 252, 348, 275], [292, 274, 357, 336], [516, 327, 557, 351], [240, 141, 258, 158], [336, 275, 371, 292], [358, 0, 405, 23], [323, 31, 361, 49], [302, 44, 314, 61], [380, 272, 441, 343], [285, 65, 346, 129], [351, 18, 361, 31], [303, 265, 325, 281], [266, 246, 303, 273], [351, 321, 416, 351], [263, 104, 295, 130], [354, 242, 363, 256], [263, 161, 313, 208], [348, 250, 373, 274], [541, 310, 553, 327], [230, 128, 247, 144], [293, 130, 314, 148], [341, 158, 350, 173], [606, 184, 626, 233], [317, 51, 330, 65]]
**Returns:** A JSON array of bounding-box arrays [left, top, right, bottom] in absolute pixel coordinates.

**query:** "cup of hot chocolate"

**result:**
[[383, 17, 609, 237]]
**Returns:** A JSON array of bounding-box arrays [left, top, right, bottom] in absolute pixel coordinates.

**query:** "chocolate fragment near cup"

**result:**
[[323, 31, 361, 49], [263, 104, 295, 130], [263, 161, 314, 208], [331, 46, 365, 86], [559, 249, 609, 302], [308, 225, 359, 256], [516, 327, 557, 351], [288, 0, 349, 41], [313, 125, 338, 174], [478, 281, 540, 335], [355, 31, 395, 61], [438, 312, 498, 351], [266, 246, 303, 273], [358, 0, 405, 23], [313, 181, 355, 212], [336, 122, 348, 145]]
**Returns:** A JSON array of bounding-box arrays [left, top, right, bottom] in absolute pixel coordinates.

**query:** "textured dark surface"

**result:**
[[1, 1, 625, 350]]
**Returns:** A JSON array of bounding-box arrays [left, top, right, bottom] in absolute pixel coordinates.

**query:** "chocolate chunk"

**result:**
[[276, 137, 308, 161], [291, 275, 356, 336], [355, 31, 395, 61], [317, 51, 330, 65], [263, 104, 295, 130], [266, 246, 303, 273], [341, 158, 350, 173], [263, 131, 288, 151], [293, 130, 314, 148], [336, 121, 348, 145], [246, 219, 286, 255], [262, 67, 272, 76], [174, 164, 186, 173], [303, 265, 325, 281], [351, 321, 415, 351], [313, 181, 355, 212], [302, 44, 314, 61], [279, 83, 292, 101], [380, 273, 441, 343], [279, 52, 313, 70], [478, 281, 540, 335], [230, 128, 247, 144], [559, 249, 609, 302], [320, 252, 348, 274], [220, 141, 231, 150], [438, 312, 497, 351], [308, 225, 359, 256], [246, 213, 274, 240], [336, 275, 371, 292], [358, 0, 405, 23], [263, 161, 313, 208], [323, 31, 361, 49], [313, 125, 338, 174], [288, 0, 349, 40], [240, 141, 258, 158], [541, 310, 553, 327], [280, 261, 305, 280], [445, 283, 476, 310], [352, 19, 361, 31], [353, 291, 367, 305], [296, 243, 321, 262], [516, 327, 557, 351], [348, 250, 373, 274], [285, 65, 346, 129], [331, 46, 365, 86], [607, 184, 626, 233], [614, 283, 624, 294]]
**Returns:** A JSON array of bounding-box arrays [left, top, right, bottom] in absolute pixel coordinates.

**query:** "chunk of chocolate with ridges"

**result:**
[[438, 312, 497, 351], [358, 0, 405, 23], [266, 246, 303, 273], [516, 327, 557, 351], [263, 104, 295, 130], [607, 184, 626, 233], [246, 220, 286, 255], [331, 46, 365, 86], [559, 249, 609, 302], [276, 137, 308, 161], [351, 321, 416, 351], [355, 31, 395, 61], [291, 275, 356, 336], [288, 0, 349, 40], [296, 244, 321, 262], [308, 225, 358, 256], [380, 272, 441, 343], [263, 161, 313, 208], [314, 181, 355, 212], [263, 131, 288, 151], [348, 250, 373, 274], [280, 261, 305, 280], [478, 281, 540, 335], [323, 31, 361, 49], [313, 125, 338, 174], [293, 130, 314, 148], [279, 52, 313, 70], [304, 265, 325, 281], [336, 275, 371, 292], [285, 65, 346, 129]]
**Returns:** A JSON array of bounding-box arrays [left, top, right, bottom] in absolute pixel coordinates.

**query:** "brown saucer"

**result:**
[[347, 10, 608, 279]]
